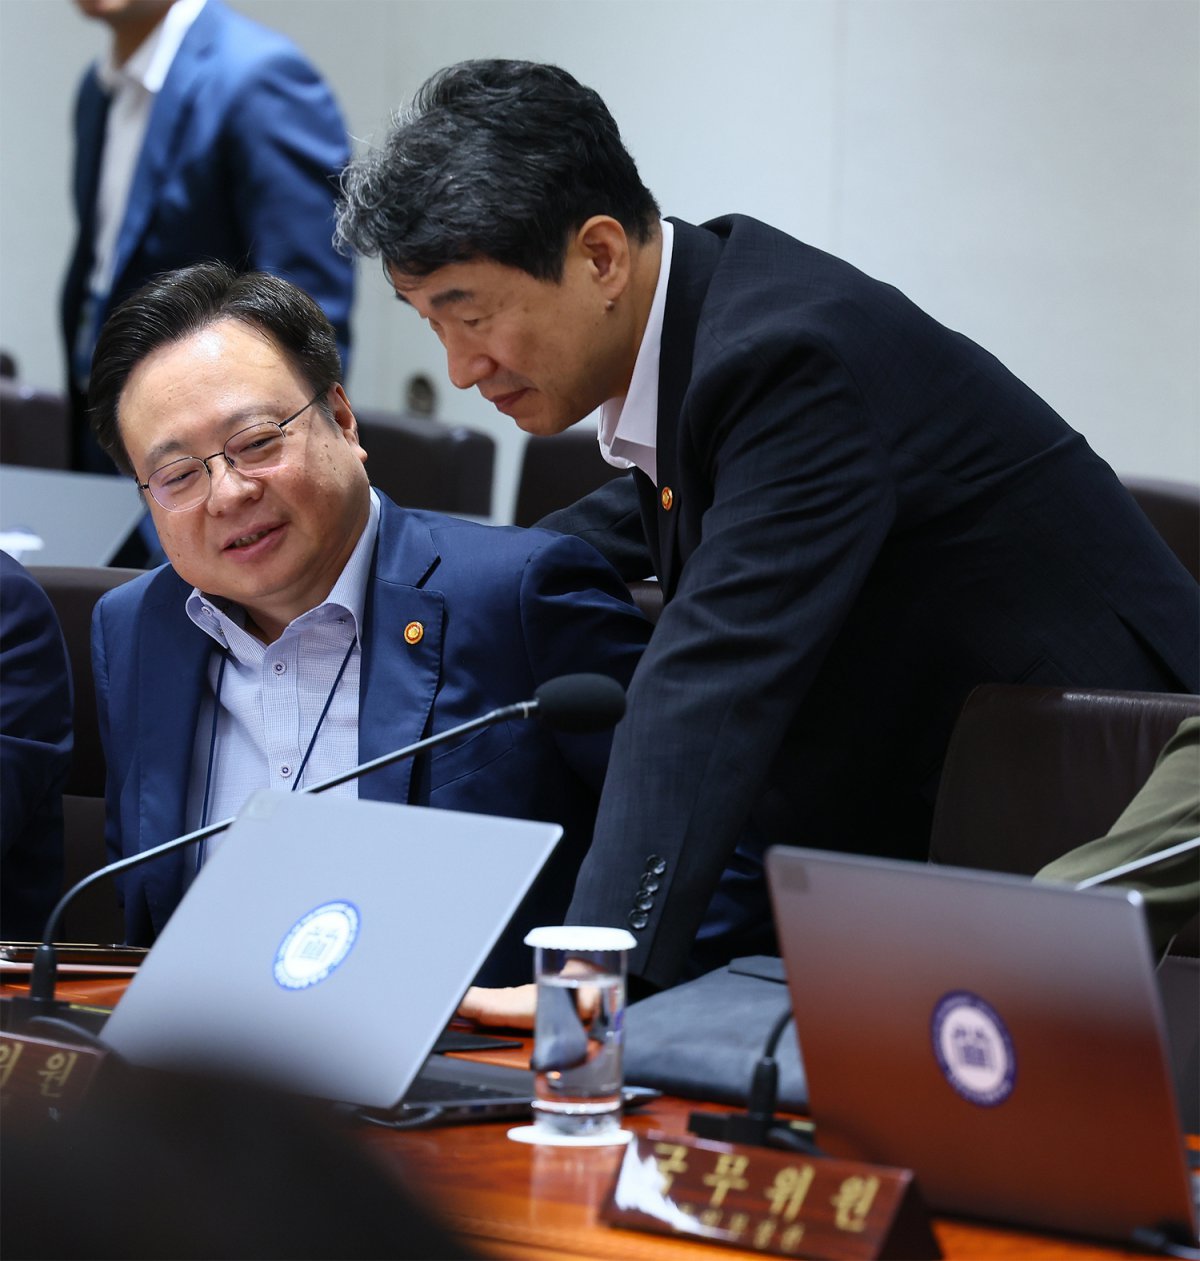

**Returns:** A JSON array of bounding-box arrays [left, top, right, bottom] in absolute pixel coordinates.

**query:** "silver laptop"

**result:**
[[101, 790, 560, 1111], [766, 846, 1199, 1248], [0, 465, 145, 566]]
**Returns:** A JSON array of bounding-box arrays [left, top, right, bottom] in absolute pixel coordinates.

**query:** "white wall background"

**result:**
[[1, 0, 1196, 522]]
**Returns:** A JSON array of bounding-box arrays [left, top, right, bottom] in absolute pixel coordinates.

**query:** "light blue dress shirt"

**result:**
[[182, 491, 381, 865]]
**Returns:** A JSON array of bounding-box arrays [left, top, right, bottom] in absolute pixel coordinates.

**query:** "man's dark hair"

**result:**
[[335, 60, 660, 282], [89, 262, 342, 475]]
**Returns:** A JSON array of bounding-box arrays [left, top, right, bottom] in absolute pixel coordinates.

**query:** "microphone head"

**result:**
[[533, 674, 626, 733]]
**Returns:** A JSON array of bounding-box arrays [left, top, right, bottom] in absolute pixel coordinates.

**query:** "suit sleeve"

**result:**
[[516, 531, 652, 793], [1037, 717, 1200, 955], [224, 50, 355, 371], [0, 564, 72, 856], [565, 342, 898, 986], [537, 476, 656, 581]]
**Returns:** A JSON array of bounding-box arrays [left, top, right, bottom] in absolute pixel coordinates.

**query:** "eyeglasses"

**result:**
[[136, 393, 324, 512]]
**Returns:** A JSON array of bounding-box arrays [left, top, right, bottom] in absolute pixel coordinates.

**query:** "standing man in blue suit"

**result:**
[[63, 0, 354, 472], [335, 60, 1200, 1016], [85, 264, 649, 983]]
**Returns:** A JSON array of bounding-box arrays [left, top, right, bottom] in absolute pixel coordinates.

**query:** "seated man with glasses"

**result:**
[[86, 262, 649, 983], [134, 392, 326, 513]]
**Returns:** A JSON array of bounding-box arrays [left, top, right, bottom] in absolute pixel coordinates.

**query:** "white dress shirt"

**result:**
[[597, 219, 674, 487], [86, 0, 207, 299]]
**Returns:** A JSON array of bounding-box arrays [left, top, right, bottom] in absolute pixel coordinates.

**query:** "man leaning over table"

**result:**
[[335, 59, 1200, 1026], [85, 262, 649, 985]]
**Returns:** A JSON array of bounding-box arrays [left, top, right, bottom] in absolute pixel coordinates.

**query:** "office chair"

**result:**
[[0, 379, 71, 469], [29, 566, 142, 942], [354, 408, 494, 517], [512, 427, 630, 527], [1122, 475, 1199, 582], [929, 683, 1199, 955], [628, 578, 664, 624]]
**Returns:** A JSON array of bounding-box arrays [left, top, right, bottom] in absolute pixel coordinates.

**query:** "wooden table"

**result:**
[[358, 1058, 1156, 1260], [6, 977, 1180, 1260]]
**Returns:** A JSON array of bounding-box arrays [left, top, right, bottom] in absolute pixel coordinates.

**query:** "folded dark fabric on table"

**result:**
[[623, 956, 807, 1111]]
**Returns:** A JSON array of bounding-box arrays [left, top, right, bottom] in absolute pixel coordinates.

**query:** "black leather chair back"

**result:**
[[628, 578, 663, 623], [513, 428, 629, 527], [0, 380, 71, 469], [59, 794, 124, 941], [1122, 475, 1199, 581], [355, 409, 494, 517], [929, 684, 1199, 954], [29, 566, 143, 796], [29, 567, 143, 941]]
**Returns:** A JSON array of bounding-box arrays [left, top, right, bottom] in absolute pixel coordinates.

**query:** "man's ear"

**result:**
[[574, 215, 632, 303], [328, 384, 368, 465]]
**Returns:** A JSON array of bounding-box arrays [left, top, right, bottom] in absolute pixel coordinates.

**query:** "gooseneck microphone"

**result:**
[[687, 1005, 824, 1155], [526, 672, 627, 734], [20, 673, 626, 1015], [301, 672, 625, 796]]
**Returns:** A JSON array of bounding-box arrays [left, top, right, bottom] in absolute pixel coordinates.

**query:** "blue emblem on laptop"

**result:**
[[931, 990, 1016, 1107], [273, 901, 360, 991]]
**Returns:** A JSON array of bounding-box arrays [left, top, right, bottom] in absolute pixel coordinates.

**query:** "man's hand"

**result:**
[[457, 983, 538, 1030]]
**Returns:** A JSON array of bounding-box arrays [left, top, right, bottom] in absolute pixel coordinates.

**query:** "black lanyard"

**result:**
[[196, 636, 357, 867]]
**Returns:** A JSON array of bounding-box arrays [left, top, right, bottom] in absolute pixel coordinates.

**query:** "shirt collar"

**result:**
[[97, 0, 206, 94], [186, 488, 381, 652], [597, 218, 674, 485]]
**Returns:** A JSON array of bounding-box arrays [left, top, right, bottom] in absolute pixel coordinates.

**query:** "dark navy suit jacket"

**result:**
[[61, 0, 354, 461], [91, 497, 650, 982], [0, 554, 72, 940], [547, 215, 1200, 988]]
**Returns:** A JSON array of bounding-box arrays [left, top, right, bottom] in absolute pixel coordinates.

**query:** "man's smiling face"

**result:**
[[119, 318, 370, 641]]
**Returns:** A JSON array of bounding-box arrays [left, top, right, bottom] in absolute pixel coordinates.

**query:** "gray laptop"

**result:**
[[101, 790, 560, 1112], [0, 465, 145, 566], [766, 846, 1199, 1248]]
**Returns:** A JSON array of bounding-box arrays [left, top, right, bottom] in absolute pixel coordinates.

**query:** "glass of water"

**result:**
[[524, 926, 637, 1139]]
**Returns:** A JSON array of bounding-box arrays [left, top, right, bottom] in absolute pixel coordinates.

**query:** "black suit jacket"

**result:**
[[547, 215, 1200, 988]]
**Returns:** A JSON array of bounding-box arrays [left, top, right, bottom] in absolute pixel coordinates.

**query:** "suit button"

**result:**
[[628, 912, 649, 930], [635, 894, 654, 912], [646, 855, 667, 876], [660, 486, 674, 511], [638, 877, 660, 894]]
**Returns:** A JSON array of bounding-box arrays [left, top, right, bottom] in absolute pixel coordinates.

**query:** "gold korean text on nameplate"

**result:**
[[600, 1132, 940, 1260], [0, 1030, 106, 1112]]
